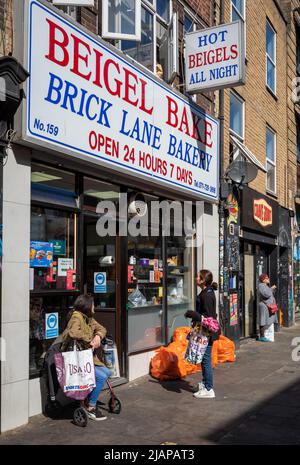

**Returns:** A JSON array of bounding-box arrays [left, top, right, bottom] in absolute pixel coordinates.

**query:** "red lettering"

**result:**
[[166, 96, 179, 128], [123, 68, 139, 108], [92, 49, 104, 88], [70, 34, 92, 81], [230, 44, 238, 60], [45, 19, 69, 66], [189, 54, 196, 69], [139, 78, 154, 115], [103, 59, 122, 97]]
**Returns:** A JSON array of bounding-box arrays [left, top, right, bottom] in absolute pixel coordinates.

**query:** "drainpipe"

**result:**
[[219, 0, 226, 333]]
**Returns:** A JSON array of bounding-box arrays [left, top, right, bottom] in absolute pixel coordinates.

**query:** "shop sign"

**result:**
[[30, 241, 53, 268], [185, 21, 245, 93], [52, 240, 66, 256], [57, 257, 74, 276], [94, 272, 107, 293], [253, 199, 273, 228], [45, 312, 59, 339], [22, 0, 219, 201]]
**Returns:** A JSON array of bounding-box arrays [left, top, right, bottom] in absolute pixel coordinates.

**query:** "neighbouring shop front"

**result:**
[[224, 186, 293, 342], [0, 0, 220, 431]]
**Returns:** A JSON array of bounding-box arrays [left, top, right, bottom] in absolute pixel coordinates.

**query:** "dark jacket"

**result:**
[[196, 286, 220, 344]]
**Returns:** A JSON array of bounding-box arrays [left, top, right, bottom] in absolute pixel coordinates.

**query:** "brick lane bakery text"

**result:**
[[30, 9, 218, 198]]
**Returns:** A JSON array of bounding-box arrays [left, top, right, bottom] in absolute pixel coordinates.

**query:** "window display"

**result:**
[[29, 295, 76, 378], [167, 234, 194, 340], [30, 207, 78, 291], [128, 234, 164, 352]]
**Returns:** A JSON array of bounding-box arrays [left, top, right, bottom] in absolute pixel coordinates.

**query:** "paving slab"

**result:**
[[0, 325, 300, 445]]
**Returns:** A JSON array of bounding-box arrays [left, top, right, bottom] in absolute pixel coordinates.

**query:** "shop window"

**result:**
[[166, 228, 195, 341], [30, 207, 78, 291], [31, 163, 77, 208], [266, 20, 276, 95], [83, 177, 120, 213], [119, 1, 178, 83], [29, 295, 76, 378], [266, 126, 276, 194], [230, 92, 244, 140], [127, 194, 195, 352], [102, 0, 142, 41]]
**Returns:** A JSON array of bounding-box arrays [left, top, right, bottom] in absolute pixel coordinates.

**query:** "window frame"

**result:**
[[230, 0, 246, 22], [102, 0, 142, 41], [266, 125, 277, 195], [229, 91, 245, 142], [118, 1, 177, 83], [266, 19, 277, 96]]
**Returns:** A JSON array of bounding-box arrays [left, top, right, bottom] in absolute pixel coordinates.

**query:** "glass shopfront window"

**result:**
[[30, 207, 78, 291], [167, 233, 194, 341], [127, 194, 195, 353], [29, 295, 76, 377]]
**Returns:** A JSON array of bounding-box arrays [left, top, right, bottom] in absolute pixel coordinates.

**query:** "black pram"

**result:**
[[42, 338, 122, 427]]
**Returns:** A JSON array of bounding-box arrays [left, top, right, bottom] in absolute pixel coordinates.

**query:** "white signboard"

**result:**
[[53, 1, 94, 6], [185, 21, 245, 93], [58, 258, 74, 276], [23, 0, 219, 201]]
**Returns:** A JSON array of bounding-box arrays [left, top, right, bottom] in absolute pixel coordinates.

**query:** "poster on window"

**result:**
[[58, 258, 74, 277], [30, 241, 53, 268], [230, 293, 238, 326]]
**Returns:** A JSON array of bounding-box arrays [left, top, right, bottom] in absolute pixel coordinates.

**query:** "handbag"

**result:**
[[185, 328, 209, 365], [267, 303, 278, 314], [54, 342, 96, 400]]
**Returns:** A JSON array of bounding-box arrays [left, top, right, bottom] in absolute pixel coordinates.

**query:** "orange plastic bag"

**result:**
[[213, 335, 236, 364], [150, 327, 201, 380]]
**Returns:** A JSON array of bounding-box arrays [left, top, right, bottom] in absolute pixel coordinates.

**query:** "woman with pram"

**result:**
[[58, 294, 111, 421]]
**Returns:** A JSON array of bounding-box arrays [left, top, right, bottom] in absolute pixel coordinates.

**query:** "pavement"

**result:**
[[1, 324, 300, 445]]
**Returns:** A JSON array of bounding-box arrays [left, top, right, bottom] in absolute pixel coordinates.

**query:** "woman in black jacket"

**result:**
[[185, 269, 220, 399]]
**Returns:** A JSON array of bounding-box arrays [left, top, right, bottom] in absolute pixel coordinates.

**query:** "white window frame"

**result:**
[[102, 0, 142, 41], [117, 1, 178, 82], [229, 91, 245, 142], [266, 19, 277, 96], [231, 0, 246, 57], [266, 126, 277, 195], [184, 12, 197, 35], [230, 0, 246, 22]]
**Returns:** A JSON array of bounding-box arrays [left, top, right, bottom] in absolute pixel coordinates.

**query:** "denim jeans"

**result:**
[[201, 344, 213, 391], [88, 365, 111, 407]]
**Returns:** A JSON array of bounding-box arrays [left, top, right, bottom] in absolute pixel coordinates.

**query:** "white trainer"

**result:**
[[193, 388, 215, 399], [193, 382, 205, 395]]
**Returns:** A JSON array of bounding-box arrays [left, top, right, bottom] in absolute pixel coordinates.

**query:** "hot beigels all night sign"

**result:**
[[23, 0, 219, 200], [185, 21, 245, 93]]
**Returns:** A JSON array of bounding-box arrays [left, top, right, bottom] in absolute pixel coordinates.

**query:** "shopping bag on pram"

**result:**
[[185, 328, 209, 365], [54, 343, 96, 401]]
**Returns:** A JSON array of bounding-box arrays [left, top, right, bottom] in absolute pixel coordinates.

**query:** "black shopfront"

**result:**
[[224, 186, 292, 342]]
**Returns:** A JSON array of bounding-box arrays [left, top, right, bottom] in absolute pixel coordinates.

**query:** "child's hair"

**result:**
[[73, 294, 94, 318], [199, 269, 218, 290]]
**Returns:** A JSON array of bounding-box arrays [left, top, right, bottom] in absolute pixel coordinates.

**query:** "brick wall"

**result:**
[[221, 0, 291, 209], [0, 0, 13, 56]]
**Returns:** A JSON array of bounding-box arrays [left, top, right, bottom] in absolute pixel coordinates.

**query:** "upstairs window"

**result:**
[[118, 1, 178, 83], [266, 20, 276, 94], [230, 92, 244, 140], [266, 126, 276, 194], [102, 0, 142, 41], [231, 0, 245, 22]]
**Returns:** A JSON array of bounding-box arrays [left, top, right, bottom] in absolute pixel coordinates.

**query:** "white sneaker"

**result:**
[[193, 382, 205, 394], [193, 388, 215, 399]]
